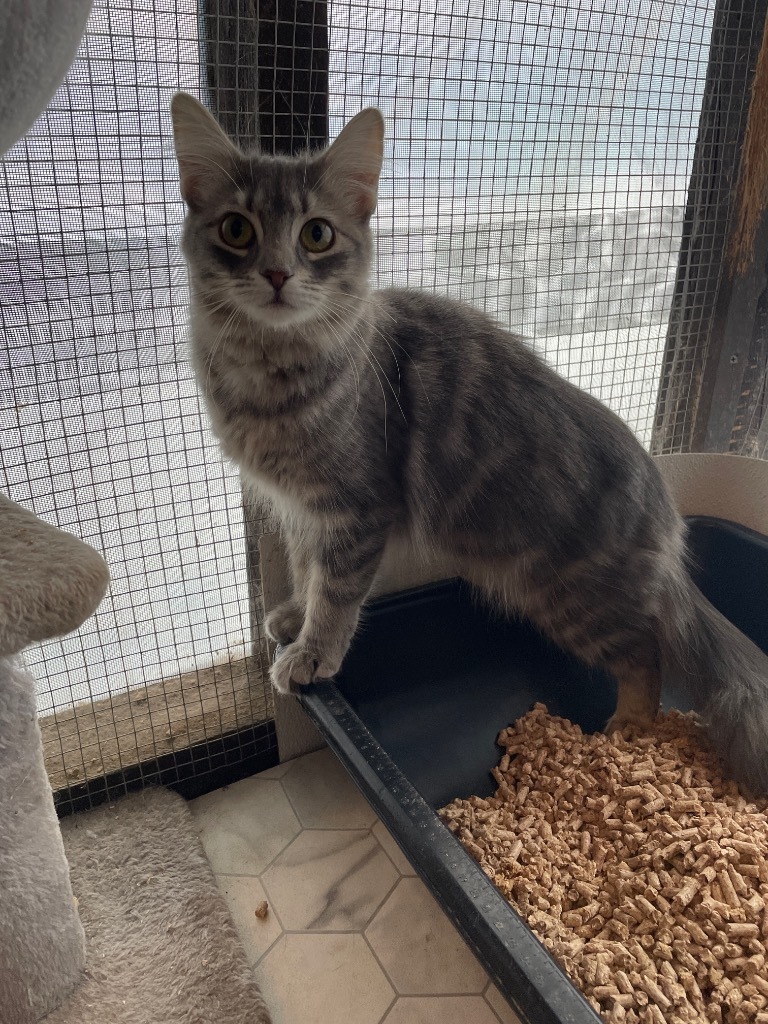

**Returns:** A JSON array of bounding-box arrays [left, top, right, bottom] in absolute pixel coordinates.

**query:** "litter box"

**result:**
[[291, 516, 768, 1024]]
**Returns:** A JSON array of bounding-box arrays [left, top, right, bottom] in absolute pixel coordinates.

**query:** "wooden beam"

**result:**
[[202, 0, 328, 154], [652, 0, 768, 454]]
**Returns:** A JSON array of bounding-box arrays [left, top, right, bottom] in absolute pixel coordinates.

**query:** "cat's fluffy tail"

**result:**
[[660, 577, 768, 794]]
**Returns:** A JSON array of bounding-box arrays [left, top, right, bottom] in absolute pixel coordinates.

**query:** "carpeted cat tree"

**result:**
[[0, 2, 108, 1021], [0, 498, 109, 1023]]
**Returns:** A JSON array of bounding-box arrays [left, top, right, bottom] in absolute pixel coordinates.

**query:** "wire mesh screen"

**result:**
[[0, 0, 274, 809], [339, 0, 718, 447], [649, 1, 768, 457], [0, 0, 745, 806]]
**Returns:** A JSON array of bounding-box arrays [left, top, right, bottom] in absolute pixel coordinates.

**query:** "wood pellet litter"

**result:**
[[439, 704, 768, 1024]]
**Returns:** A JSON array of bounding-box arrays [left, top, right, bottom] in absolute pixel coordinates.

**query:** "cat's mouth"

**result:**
[[251, 295, 313, 328], [262, 295, 295, 316]]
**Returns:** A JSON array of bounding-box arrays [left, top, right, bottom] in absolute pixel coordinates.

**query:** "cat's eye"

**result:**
[[300, 219, 335, 253], [219, 214, 255, 249]]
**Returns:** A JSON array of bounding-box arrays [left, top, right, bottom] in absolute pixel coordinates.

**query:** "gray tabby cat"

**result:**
[[171, 92, 768, 793]]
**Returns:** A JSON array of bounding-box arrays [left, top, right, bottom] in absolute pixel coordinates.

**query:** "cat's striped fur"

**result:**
[[171, 93, 768, 792]]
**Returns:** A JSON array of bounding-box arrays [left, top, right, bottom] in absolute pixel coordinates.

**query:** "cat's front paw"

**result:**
[[270, 642, 340, 695], [265, 600, 305, 645]]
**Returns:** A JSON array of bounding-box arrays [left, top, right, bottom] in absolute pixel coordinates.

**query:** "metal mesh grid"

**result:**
[[0, 0, 741, 806], [342, 0, 717, 449], [650, 0, 768, 457], [0, 0, 274, 809]]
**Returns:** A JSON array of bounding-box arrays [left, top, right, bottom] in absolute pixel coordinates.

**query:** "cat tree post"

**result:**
[[0, 497, 110, 1020], [0, 657, 86, 1024]]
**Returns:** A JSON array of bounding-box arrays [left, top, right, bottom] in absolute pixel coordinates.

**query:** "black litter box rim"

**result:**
[[295, 516, 768, 1024], [298, 671, 600, 1024]]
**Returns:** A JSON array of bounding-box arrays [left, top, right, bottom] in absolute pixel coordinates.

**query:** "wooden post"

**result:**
[[252, 0, 329, 155], [652, 0, 768, 455], [202, 0, 328, 156]]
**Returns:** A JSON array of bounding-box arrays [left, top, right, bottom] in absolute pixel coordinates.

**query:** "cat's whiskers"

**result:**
[[203, 307, 238, 387], [361, 341, 406, 427], [330, 296, 397, 351], [204, 306, 242, 395], [325, 298, 407, 425], [336, 325, 398, 450], [309, 160, 339, 192], [304, 298, 391, 447], [328, 293, 399, 360], [196, 296, 239, 320], [332, 293, 433, 410], [189, 149, 245, 193], [341, 340, 362, 427], [334, 288, 397, 322], [380, 330, 433, 409], [316, 307, 362, 427], [342, 305, 402, 400]]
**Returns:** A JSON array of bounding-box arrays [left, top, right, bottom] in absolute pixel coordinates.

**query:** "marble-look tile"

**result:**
[[366, 877, 488, 995], [383, 996, 502, 1023], [255, 761, 294, 780], [190, 777, 301, 875], [485, 984, 522, 1024], [281, 747, 378, 828], [256, 933, 394, 1024], [262, 829, 398, 930], [372, 820, 417, 876], [214, 874, 282, 963]]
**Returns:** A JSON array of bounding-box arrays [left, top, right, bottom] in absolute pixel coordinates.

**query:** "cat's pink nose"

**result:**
[[262, 269, 291, 291]]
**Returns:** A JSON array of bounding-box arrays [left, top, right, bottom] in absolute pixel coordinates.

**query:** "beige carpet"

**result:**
[[45, 787, 272, 1024]]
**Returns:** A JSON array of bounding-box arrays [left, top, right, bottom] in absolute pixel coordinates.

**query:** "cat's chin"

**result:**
[[248, 302, 314, 330]]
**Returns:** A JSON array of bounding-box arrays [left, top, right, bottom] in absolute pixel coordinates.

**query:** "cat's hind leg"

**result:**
[[460, 552, 663, 738], [604, 661, 661, 736]]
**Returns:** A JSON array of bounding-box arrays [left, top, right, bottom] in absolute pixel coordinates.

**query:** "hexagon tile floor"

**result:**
[[190, 747, 521, 1024]]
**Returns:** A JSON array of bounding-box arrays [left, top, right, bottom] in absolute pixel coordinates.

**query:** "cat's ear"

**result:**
[[321, 108, 384, 219], [170, 93, 240, 210]]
